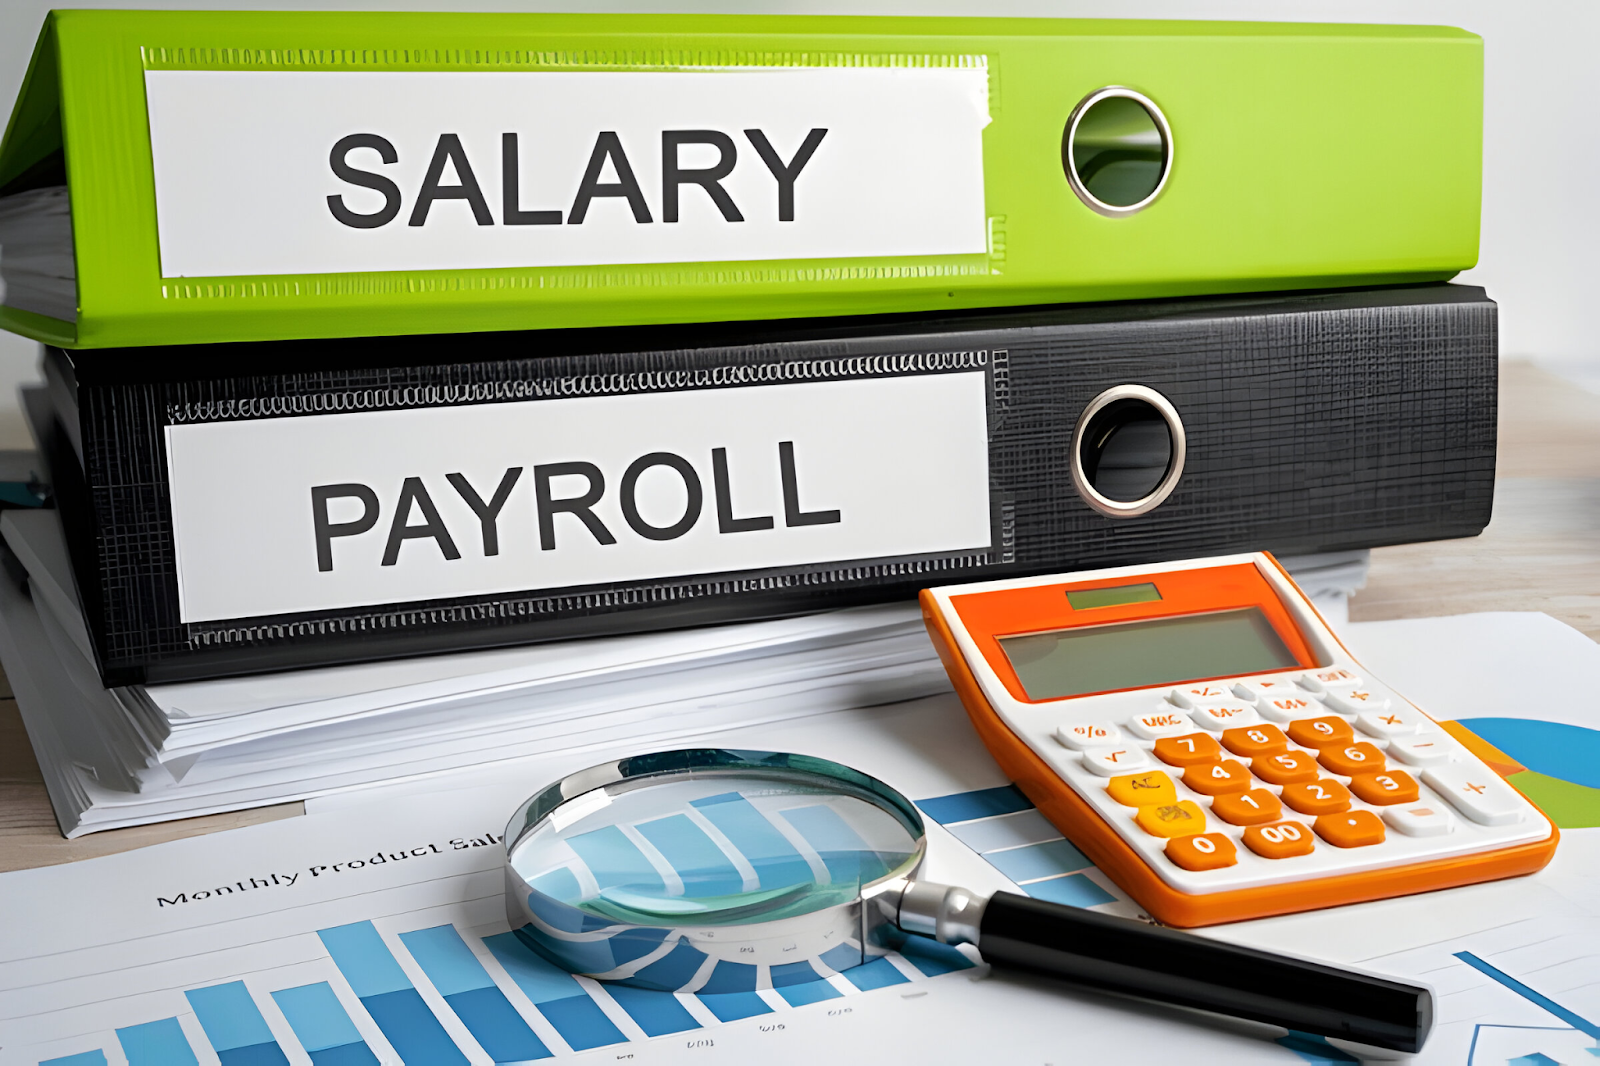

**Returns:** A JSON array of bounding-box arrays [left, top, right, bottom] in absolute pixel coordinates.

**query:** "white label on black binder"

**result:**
[[164, 373, 992, 623], [143, 67, 991, 278]]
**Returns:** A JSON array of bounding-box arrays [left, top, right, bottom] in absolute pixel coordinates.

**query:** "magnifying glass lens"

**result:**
[[513, 773, 918, 925]]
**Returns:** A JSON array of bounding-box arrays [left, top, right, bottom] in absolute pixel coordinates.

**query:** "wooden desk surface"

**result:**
[[2, 360, 1596, 873]]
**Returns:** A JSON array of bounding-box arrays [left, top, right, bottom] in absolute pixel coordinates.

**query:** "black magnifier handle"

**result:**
[[890, 882, 1432, 1054]]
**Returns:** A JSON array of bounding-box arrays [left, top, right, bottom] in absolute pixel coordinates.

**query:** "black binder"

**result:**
[[43, 284, 1495, 685]]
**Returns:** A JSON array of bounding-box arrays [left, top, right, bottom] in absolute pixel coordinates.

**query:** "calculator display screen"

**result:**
[[997, 607, 1298, 699]]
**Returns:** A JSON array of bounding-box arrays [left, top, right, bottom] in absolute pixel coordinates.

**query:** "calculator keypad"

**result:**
[[1031, 666, 1546, 891]]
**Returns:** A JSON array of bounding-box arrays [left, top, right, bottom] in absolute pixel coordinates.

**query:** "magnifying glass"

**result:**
[[503, 748, 1431, 1055]]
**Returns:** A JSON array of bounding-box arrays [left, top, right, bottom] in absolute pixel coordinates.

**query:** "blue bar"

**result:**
[[690, 793, 813, 891], [117, 1017, 199, 1066], [916, 785, 1032, 825], [399, 926, 495, 996], [184, 982, 287, 1065], [896, 935, 975, 977], [359, 989, 470, 1066], [841, 957, 910, 992], [697, 991, 772, 1022], [985, 838, 1094, 883], [1024, 873, 1117, 908], [635, 814, 744, 897], [629, 938, 711, 990], [216, 1048, 291, 1066], [318, 922, 467, 1066], [774, 978, 842, 1007], [482, 933, 627, 1052], [39, 1053, 106, 1066], [696, 960, 758, 995], [270, 984, 372, 1063], [778, 804, 887, 885], [307, 1047, 379, 1066], [441, 987, 552, 1062], [317, 923, 413, 998], [602, 984, 701, 1037], [944, 809, 1064, 853], [819, 942, 862, 974], [1455, 951, 1600, 1038], [565, 826, 665, 893]]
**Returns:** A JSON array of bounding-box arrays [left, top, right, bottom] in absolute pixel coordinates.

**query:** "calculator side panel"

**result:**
[[919, 589, 1561, 928]]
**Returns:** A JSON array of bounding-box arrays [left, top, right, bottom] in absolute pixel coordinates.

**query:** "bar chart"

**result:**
[[29, 780, 994, 1066], [916, 784, 1120, 908]]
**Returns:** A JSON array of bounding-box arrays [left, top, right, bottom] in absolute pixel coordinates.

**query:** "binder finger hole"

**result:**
[[1063, 87, 1172, 215], [1071, 385, 1185, 517]]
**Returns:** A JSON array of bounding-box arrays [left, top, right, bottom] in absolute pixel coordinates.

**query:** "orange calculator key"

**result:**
[[1221, 724, 1289, 758], [1154, 733, 1222, 767], [1165, 832, 1238, 871], [1106, 771, 1177, 808], [1135, 801, 1208, 838], [1182, 760, 1252, 796], [1281, 778, 1353, 815], [1315, 810, 1386, 848], [1349, 770, 1420, 805], [1252, 750, 1320, 785], [1286, 716, 1355, 748], [1241, 820, 1315, 859], [1318, 742, 1386, 777], [1211, 788, 1282, 826]]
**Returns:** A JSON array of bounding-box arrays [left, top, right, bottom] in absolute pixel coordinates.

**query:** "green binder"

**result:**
[[0, 11, 1482, 349]]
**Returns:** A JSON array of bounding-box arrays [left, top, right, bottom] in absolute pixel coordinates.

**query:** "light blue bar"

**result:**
[[40, 1053, 106, 1066], [185, 982, 277, 1052], [1024, 873, 1118, 908], [529, 866, 582, 904], [271, 984, 365, 1053], [117, 1017, 199, 1066], [916, 785, 1032, 825], [481, 932, 583, 1005], [779, 805, 887, 885], [566, 825, 665, 893], [985, 838, 1093, 883], [635, 814, 743, 897], [944, 809, 1064, 854], [399, 925, 496, 997], [689, 793, 812, 891], [318, 922, 413, 998]]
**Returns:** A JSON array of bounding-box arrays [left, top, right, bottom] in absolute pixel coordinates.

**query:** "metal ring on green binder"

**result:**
[[1062, 87, 1173, 217]]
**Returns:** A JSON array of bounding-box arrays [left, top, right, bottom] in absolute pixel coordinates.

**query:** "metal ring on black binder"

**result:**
[[1063, 86, 1173, 216], [1071, 384, 1186, 518]]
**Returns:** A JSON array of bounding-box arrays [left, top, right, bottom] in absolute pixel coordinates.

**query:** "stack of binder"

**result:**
[[0, 10, 1495, 834]]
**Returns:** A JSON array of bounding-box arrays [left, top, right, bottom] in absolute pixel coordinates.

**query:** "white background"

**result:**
[[144, 67, 989, 277], [164, 373, 992, 622], [0, 0, 1597, 445]]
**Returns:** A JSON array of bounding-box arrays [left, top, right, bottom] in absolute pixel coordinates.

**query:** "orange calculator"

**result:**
[[920, 552, 1558, 927]]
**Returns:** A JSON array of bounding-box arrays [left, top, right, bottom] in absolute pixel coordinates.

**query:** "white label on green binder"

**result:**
[[143, 67, 991, 278], [164, 372, 992, 623]]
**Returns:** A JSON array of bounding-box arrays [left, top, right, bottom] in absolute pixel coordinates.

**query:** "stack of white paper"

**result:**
[[0, 185, 75, 322], [0, 510, 948, 836], [0, 507, 1368, 838]]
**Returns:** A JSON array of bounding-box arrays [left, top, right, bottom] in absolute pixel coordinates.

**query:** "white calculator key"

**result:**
[[1355, 708, 1424, 739], [1167, 683, 1234, 709], [1230, 677, 1299, 702], [1190, 702, 1261, 731], [1256, 695, 1322, 722], [1082, 746, 1154, 777], [1300, 667, 1362, 692], [1322, 689, 1392, 716], [1055, 722, 1123, 750], [1127, 709, 1197, 740], [1422, 765, 1526, 826], [1388, 734, 1453, 766], [1383, 803, 1455, 837]]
